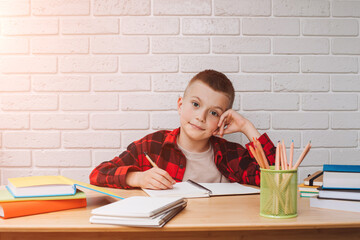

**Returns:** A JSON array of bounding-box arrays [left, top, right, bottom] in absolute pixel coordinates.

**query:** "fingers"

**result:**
[[143, 168, 176, 190]]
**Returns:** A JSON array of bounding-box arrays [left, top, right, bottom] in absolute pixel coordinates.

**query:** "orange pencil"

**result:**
[[292, 141, 311, 169], [289, 140, 294, 169], [281, 140, 288, 170], [275, 141, 280, 170], [249, 145, 263, 169], [255, 138, 270, 169]]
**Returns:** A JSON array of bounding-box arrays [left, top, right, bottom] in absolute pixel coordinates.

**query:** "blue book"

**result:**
[[322, 164, 360, 190], [323, 164, 360, 173]]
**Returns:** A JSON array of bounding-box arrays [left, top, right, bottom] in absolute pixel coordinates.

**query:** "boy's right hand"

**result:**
[[126, 168, 176, 190]]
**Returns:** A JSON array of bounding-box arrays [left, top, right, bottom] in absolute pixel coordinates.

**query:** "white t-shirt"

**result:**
[[178, 143, 230, 183]]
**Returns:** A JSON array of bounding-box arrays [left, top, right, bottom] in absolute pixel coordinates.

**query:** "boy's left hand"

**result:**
[[213, 109, 260, 140]]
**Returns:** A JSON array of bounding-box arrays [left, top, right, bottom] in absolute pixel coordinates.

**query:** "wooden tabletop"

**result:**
[[0, 186, 359, 233]]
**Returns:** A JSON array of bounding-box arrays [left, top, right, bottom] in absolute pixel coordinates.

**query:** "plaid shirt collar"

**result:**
[[163, 127, 223, 164]]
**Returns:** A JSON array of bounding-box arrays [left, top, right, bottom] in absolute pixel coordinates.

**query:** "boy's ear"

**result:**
[[177, 97, 183, 114]]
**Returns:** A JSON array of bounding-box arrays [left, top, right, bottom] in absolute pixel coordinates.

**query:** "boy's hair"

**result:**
[[184, 69, 235, 108]]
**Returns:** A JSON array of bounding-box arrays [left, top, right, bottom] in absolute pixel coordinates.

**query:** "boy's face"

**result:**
[[177, 81, 230, 142]]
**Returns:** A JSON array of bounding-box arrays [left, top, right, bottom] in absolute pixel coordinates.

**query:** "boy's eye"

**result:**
[[192, 102, 199, 107], [210, 111, 219, 117]]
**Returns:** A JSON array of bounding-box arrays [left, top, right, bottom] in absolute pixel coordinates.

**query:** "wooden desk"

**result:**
[[0, 188, 359, 240]]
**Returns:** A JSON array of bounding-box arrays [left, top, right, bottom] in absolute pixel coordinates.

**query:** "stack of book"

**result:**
[[298, 170, 323, 197], [1, 175, 122, 219], [310, 164, 360, 212], [90, 196, 187, 228]]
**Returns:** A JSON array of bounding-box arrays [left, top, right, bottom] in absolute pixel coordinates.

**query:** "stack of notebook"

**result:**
[[90, 196, 187, 228], [310, 164, 360, 212], [299, 170, 323, 198], [1, 175, 122, 219]]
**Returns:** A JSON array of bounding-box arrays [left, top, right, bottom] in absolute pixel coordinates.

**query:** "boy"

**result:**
[[89, 70, 275, 190]]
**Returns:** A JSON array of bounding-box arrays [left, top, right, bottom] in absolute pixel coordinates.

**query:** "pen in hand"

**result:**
[[144, 151, 158, 168]]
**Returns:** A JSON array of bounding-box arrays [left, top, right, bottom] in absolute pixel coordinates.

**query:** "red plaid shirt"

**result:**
[[89, 128, 276, 189]]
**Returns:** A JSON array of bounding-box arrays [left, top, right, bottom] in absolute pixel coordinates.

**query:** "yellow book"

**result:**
[[0, 189, 86, 202], [6, 175, 123, 199]]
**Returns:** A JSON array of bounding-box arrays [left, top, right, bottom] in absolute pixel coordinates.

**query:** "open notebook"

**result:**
[[143, 180, 260, 198]]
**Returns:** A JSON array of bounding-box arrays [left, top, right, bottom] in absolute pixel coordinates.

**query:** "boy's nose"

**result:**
[[196, 110, 206, 122]]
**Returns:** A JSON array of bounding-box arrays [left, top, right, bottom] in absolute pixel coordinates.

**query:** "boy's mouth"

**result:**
[[189, 122, 205, 131]]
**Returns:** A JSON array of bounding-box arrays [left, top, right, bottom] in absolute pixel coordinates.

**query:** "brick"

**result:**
[[121, 93, 179, 110], [121, 56, 178, 73], [230, 75, 271, 92], [242, 56, 299, 73], [94, 0, 150, 16], [213, 37, 270, 54], [152, 74, 193, 92], [232, 94, 241, 111], [214, 0, 271, 16], [122, 18, 179, 35], [0, 151, 31, 167], [152, 37, 209, 54], [273, 75, 329, 92], [274, 38, 329, 55], [333, 0, 360, 17], [34, 150, 91, 167], [92, 113, 149, 130], [93, 150, 123, 166], [224, 132, 243, 145], [4, 132, 60, 149], [1, 95, 58, 111], [32, 75, 90, 92], [152, 112, 180, 130], [181, 56, 239, 73], [0, 0, 29, 16], [303, 130, 357, 148], [92, 36, 148, 54], [63, 132, 120, 148], [272, 112, 328, 130], [0, 38, 28, 54], [0, 76, 30, 91], [273, 0, 330, 16], [183, 18, 239, 35], [61, 94, 118, 111], [332, 75, 360, 92], [0, 57, 57, 74], [154, 0, 211, 15], [121, 130, 152, 148], [242, 112, 270, 130], [59, 56, 117, 73], [61, 169, 92, 183], [302, 56, 358, 73], [332, 38, 360, 55], [32, 37, 89, 54], [302, 94, 357, 111], [243, 18, 299, 36], [93, 75, 150, 91], [299, 149, 329, 166], [1, 18, 58, 35], [0, 114, 29, 129], [32, 0, 89, 16], [303, 19, 358, 36], [266, 131, 302, 148], [332, 113, 360, 129], [331, 149, 360, 165], [61, 18, 119, 35], [31, 113, 88, 130], [243, 93, 299, 110]]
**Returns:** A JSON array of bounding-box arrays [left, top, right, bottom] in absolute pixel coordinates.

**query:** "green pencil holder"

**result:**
[[260, 167, 298, 219]]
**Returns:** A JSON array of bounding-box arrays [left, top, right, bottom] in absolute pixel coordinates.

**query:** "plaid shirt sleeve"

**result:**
[[217, 133, 276, 187], [89, 142, 142, 189]]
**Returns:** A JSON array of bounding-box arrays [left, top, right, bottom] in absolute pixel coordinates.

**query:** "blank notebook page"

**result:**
[[91, 196, 184, 218]]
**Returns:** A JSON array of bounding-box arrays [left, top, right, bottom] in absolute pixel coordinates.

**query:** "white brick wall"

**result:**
[[0, 0, 360, 184]]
